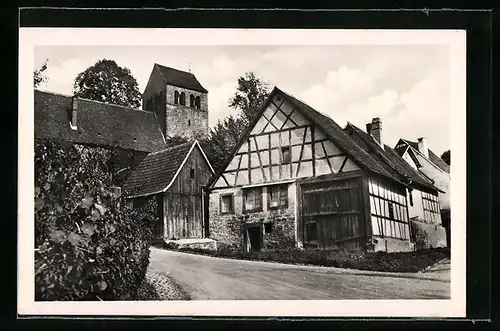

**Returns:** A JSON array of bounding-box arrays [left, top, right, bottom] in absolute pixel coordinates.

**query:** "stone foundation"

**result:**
[[164, 238, 217, 251], [208, 184, 298, 252], [370, 236, 414, 253]]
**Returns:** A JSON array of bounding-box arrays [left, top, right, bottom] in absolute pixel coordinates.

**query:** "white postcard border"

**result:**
[[18, 28, 467, 317]]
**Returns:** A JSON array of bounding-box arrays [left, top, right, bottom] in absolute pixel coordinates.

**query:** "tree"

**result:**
[[73, 59, 141, 109], [229, 71, 272, 120], [34, 58, 49, 88], [203, 71, 272, 173], [72, 59, 144, 185], [441, 150, 450, 166], [201, 115, 249, 173]]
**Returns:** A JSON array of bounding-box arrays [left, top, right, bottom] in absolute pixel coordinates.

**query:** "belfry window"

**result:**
[[195, 96, 201, 109], [174, 91, 179, 105]]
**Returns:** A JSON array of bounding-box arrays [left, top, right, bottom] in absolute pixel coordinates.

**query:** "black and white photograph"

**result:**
[[19, 28, 466, 317]]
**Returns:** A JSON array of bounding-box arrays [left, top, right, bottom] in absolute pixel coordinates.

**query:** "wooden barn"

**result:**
[[206, 87, 445, 253], [123, 141, 214, 241]]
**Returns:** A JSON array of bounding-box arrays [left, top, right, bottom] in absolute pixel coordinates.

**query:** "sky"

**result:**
[[34, 44, 450, 155]]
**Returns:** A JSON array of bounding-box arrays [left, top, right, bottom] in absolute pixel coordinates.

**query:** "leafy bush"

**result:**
[[34, 139, 157, 301]]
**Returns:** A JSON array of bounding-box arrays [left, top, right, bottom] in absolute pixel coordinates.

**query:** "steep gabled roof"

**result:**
[[345, 123, 442, 193], [279, 90, 397, 180], [207, 86, 407, 188], [35, 90, 166, 153], [396, 139, 450, 174], [154, 63, 208, 93], [123, 141, 214, 198]]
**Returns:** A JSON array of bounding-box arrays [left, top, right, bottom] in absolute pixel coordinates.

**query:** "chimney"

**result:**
[[70, 97, 78, 130], [417, 137, 429, 157], [370, 117, 383, 147], [366, 123, 372, 135]]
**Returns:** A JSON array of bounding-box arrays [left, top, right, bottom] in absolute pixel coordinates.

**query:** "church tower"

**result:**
[[142, 63, 209, 141]]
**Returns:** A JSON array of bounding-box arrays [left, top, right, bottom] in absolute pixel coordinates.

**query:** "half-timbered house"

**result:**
[[206, 87, 445, 253], [344, 120, 448, 250], [123, 141, 214, 241], [393, 137, 451, 247]]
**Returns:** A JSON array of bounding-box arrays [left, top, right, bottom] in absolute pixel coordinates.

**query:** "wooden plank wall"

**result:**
[[163, 147, 213, 239], [301, 176, 365, 250]]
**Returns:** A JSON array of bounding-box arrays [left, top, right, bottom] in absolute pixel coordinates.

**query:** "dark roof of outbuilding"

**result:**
[[34, 89, 167, 153], [122, 141, 214, 198], [155, 63, 208, 93], [397, 139, 450, 174]]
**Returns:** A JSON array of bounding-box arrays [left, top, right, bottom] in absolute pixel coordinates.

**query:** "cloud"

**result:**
[[395, 69, 449, 154], [206, 81, 239, 127], [34, 45, 450, 153], [42, 58, 93, 94], [298, 65, 376, 115], [212, 53, 236, 78]]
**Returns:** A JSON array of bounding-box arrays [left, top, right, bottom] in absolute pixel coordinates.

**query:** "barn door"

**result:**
[[301, 177, 364, 250]]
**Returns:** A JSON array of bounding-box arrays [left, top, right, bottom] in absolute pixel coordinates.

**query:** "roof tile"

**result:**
[[35, 90, 166, 153], [122, 142, 194, 197], [155, 64, 208, 93]]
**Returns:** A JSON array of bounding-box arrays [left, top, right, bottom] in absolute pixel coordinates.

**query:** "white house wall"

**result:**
[[412, 151, 451, 210]]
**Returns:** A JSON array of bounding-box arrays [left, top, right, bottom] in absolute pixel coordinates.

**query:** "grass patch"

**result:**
[[156, 243, 450, 273]]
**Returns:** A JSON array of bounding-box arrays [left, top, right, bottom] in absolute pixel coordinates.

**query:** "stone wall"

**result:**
[[371, 236, 414, 253], [208, 183, 298, 252], [165, 104, 208, 140], [164, 85, 208, 140], [410, 219, 447, 250], [165, 85, 208, 111]]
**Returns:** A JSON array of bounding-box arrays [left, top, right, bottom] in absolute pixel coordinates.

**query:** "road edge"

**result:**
[[150, 248, 450, 283]]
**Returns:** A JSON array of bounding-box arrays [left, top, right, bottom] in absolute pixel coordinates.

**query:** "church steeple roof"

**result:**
[[154, 63, 208, 93]]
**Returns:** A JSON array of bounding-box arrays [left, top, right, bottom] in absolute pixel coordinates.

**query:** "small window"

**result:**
[[188, 119, 191, 126], [190, 94, 195, 108], [243, 187, 263, 213], [190, 168, 195, 179], [388, 202, 394, 219], [220, 194, 234, 214], [195, 96, 201, 109], [281, 147, 291, 164], [174, 91, 179, 105], [264, 223, 273, 234], [305, 222, 317, 242], [180, 92, 186, 106], [267, 184, 289, 209]]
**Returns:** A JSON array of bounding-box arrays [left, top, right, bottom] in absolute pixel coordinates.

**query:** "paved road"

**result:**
[[149, 248, 450, 300]]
